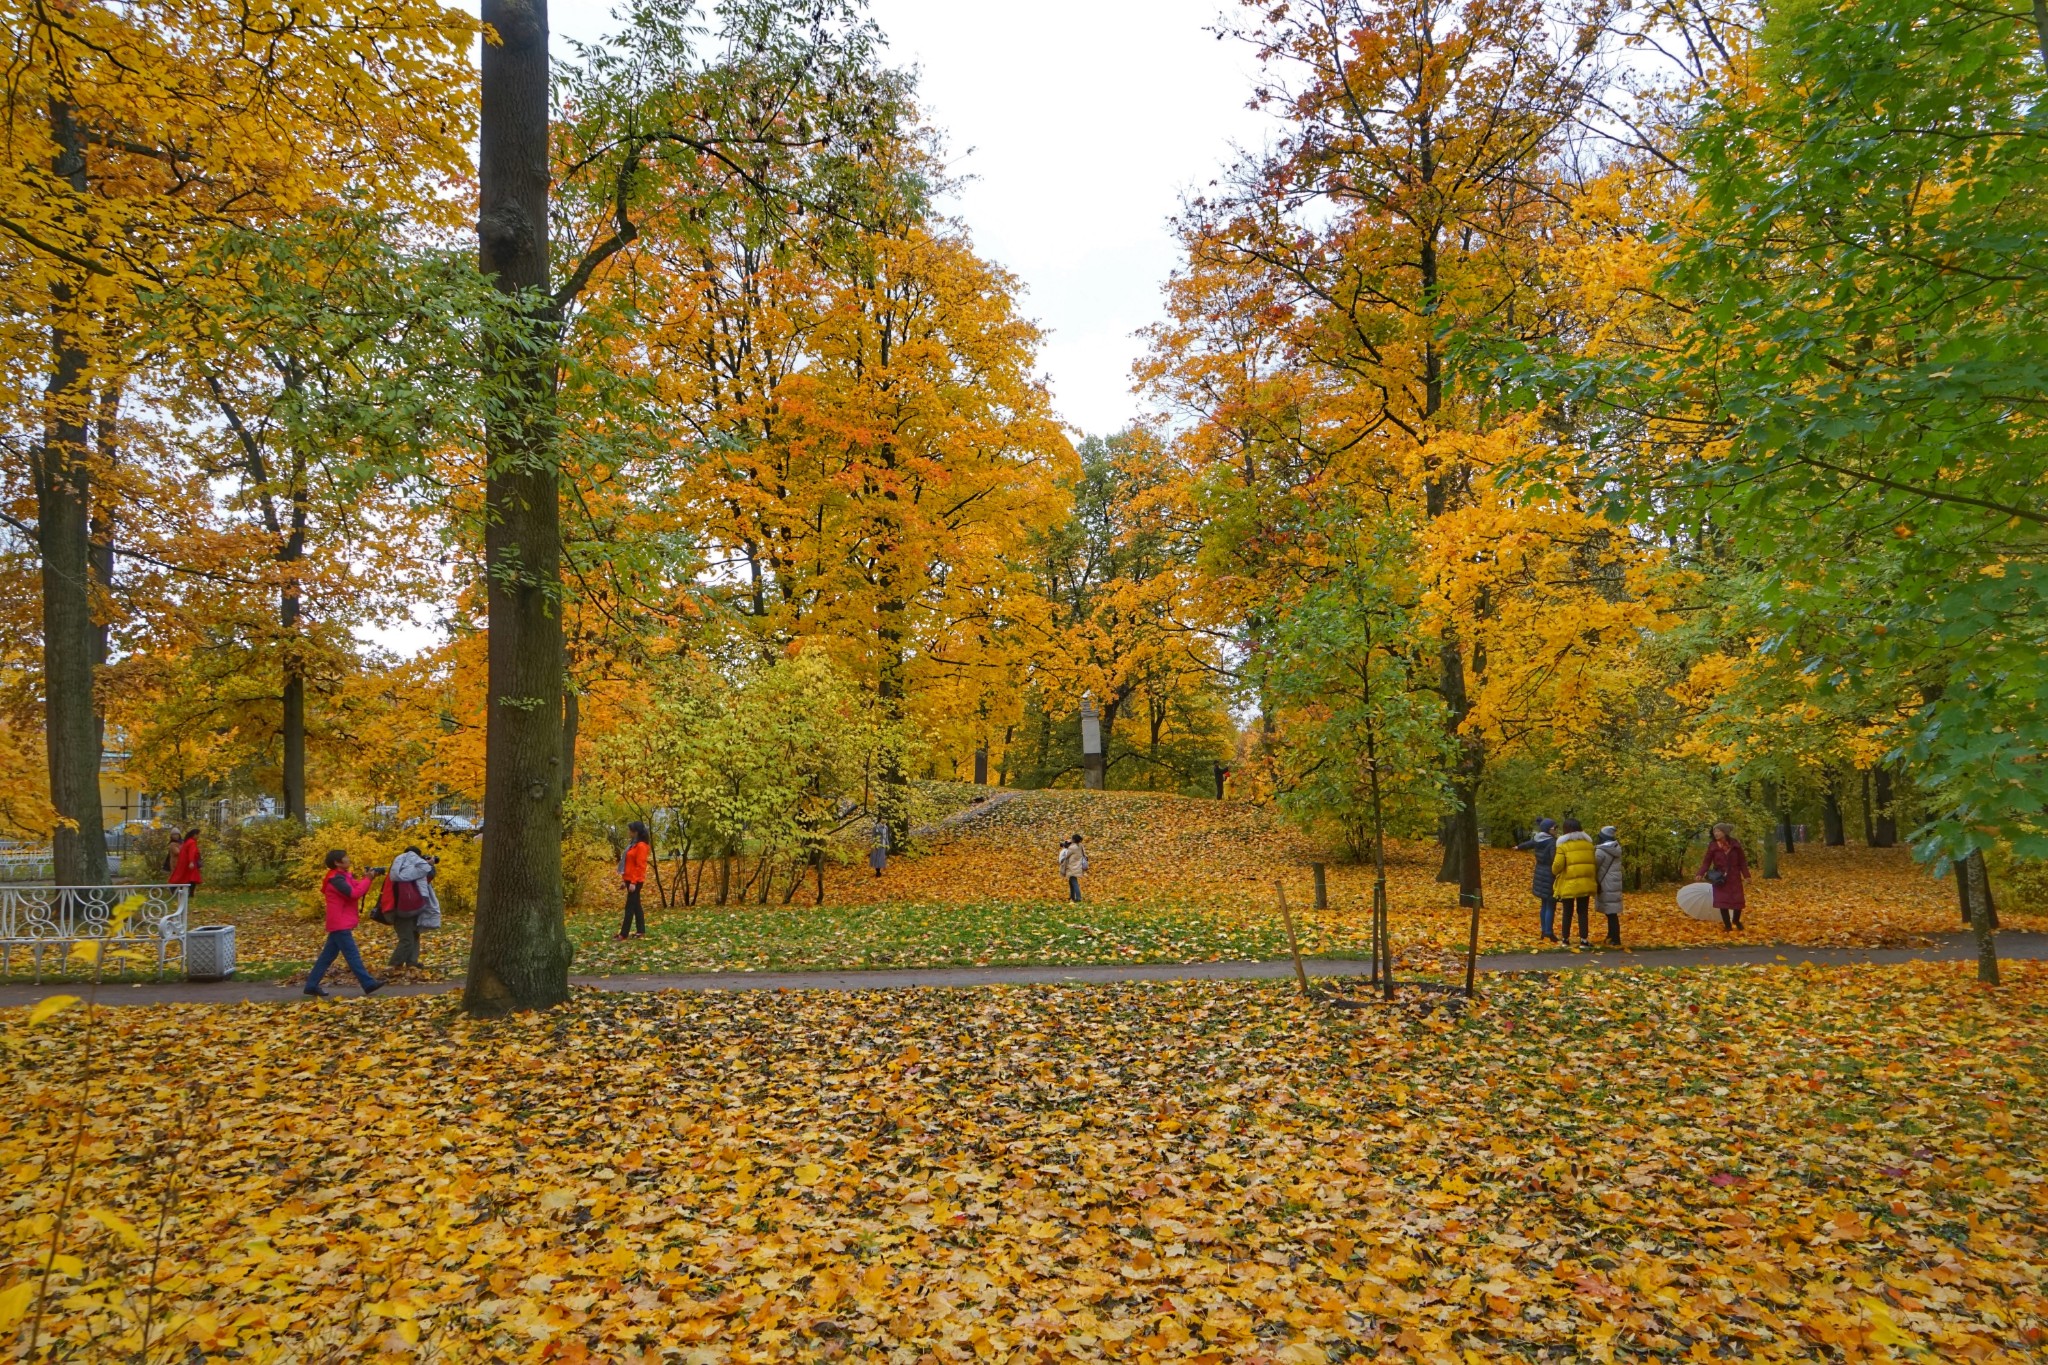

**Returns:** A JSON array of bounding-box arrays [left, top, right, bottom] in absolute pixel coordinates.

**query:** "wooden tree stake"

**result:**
[[1276, 881, 1310, 995]]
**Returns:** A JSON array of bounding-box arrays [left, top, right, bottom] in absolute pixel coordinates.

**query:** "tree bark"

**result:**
[[36, 98, 108, 888], [561, 685, 579, 794], [1872, 764, 1897, 848], [1964, 848, 1999, 984], [1821, 769, 1846, 846], [1431, 639, 1484, 906], [1760, 781, 1781, 879], [279, 443, 309, 823], [1860, 768, 1875, 845], [464, 0, 573, 1014]]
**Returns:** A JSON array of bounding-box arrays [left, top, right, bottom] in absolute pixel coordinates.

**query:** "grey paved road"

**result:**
[[1, 931, 2036, 1008]]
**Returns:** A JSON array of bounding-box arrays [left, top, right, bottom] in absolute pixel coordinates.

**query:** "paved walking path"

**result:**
[[2, 931, 2037, 1008]]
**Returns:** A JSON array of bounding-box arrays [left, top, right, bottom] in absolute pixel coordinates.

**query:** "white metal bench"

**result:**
[[0, 884, 190, 982], [0, 848, 55, 883]]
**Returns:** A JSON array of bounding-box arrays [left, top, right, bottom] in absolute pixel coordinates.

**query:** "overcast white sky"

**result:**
[[546, 0, 1271, 437]]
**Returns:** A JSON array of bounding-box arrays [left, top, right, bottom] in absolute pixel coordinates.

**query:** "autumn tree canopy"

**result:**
[[5, 0, 2043, 1001]]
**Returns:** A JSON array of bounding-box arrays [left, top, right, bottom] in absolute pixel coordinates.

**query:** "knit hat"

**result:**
[[1536, 817, 1556, 833], [1599, 825, 1618, 840]]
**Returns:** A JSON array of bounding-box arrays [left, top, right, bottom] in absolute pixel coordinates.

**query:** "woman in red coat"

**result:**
[[1698, 823, 1749, 932], [168, 828, 203, 906]]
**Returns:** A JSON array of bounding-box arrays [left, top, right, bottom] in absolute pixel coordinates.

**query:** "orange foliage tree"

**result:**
[[1142, 0, 1673, 903], [1, 0, 473, 880]]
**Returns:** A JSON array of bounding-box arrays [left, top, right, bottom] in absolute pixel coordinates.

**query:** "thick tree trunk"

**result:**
[[1872, 765, 1897, 848], [465, 0, 573, 1014], [1821, 770, 1846, 846], [37, 98, 108, 888], [1964, 848, 1999, 984]]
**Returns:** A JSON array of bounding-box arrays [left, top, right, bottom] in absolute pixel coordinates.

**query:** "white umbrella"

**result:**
[[1676, 881, 1720, 920]]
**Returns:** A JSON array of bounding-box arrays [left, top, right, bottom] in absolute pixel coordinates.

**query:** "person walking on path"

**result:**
[[869, 821, 890, 879], [617, 821, 651, 940], [1593, 825, 1625, 947], [1059, 834, 1089, 903], [168, 828, 203, 908], [1699, 823, 1750, 932], [387, 846, 438, 968], [1516, 817, 1559, 942], [305, 849, 385, 998], [1551, 819, 1599, 948]]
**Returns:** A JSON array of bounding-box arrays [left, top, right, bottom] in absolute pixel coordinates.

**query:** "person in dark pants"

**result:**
[[387, 846, 437, 967], [305, 849, 385, 998], [1515, 817, 1559, 942], [617, 821, 650, 940], [1550, 818, 1598, 948]]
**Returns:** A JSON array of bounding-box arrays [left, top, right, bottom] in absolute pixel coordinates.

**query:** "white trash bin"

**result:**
[[184, 924, 236, 981]]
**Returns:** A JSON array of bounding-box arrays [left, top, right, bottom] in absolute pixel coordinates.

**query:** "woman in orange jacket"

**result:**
[[617, 821, 651, 940]]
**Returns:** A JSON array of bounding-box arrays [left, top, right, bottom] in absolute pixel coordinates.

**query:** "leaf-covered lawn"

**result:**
[[4, 964, 2043, 1361], [13, 793, 2034, 984]]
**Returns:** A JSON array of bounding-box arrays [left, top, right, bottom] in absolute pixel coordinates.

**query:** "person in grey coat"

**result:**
[[387, 846, 439, 968], [1593, 825, 1624, 947], [1515, 817, 1559, 942]]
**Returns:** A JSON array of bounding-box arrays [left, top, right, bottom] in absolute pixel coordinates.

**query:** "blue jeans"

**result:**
[[1539, 897, 1556, 940], [1068, 876, 1081, 903], [306, 930, 377, 992]]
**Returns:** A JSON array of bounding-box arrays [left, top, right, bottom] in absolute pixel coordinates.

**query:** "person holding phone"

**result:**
[[304, 849, 386, 998]]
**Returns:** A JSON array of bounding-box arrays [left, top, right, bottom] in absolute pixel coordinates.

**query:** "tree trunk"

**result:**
[[282, 673, 306, 821], [1872, 765, 1897, 848], [36, 98, 108, 888], [1964, 848, 1999, 984], [1431, 639, 1484, 906], [1758, 781, 1781, 878], [1860, 768, 1875, 845], [464, 0, 573, 1014], [89, 380, 119, 774], [1821, 770, 1846, 846], [561, 685, 579, 794], [279, 446, 309, 824]]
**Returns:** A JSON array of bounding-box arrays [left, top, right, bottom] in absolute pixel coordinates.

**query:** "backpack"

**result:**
[[392, 877, 425, 915]]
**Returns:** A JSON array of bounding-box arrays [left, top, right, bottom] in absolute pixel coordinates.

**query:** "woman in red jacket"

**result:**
[[1698, 823, 1750, 932], [304, 849, 386, 998], [167, 828, 203, 906], [616, 821, 651, 941]]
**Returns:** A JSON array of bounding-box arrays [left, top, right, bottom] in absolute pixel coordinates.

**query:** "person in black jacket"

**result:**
[[1515, 817, 1560, 943]]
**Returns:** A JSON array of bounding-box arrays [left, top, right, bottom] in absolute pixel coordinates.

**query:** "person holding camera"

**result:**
[[305, 849, 387, 998]]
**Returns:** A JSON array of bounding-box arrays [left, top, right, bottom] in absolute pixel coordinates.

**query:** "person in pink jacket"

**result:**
[[304, 849, 387, 998]]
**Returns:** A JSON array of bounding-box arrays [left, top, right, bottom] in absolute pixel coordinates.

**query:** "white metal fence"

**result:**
[[0, 884, 190, 982]]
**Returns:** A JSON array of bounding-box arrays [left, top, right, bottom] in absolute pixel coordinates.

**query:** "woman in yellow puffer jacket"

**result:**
[[1550, 818, 1600, 947]]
